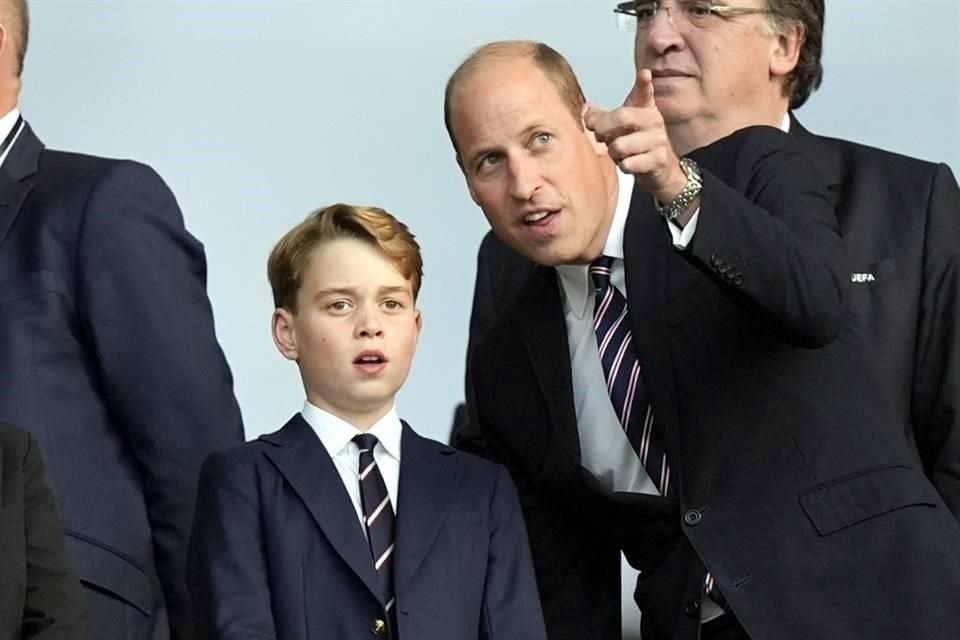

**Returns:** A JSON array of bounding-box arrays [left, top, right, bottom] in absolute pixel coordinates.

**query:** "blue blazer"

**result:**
[[0, 122, 244, 639], [187, 414, 547, 640]]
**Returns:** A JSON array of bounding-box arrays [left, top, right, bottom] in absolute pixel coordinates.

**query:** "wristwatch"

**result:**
[[656, 157, 702, 222]]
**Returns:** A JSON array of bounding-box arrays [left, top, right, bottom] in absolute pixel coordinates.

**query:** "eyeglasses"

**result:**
[[614, 1, 776, 32]]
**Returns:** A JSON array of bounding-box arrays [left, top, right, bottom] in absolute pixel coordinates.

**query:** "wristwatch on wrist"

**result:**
[[655, 157, 702, 221]]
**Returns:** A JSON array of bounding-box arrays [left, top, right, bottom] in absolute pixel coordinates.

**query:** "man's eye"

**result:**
[[478, 153, 502, 170], [532, 132, 552, 146], [329, 301, 350, 311], [688, 2, 713, 18], [382, 299, 402, 310], [636, 3, 658, 21]]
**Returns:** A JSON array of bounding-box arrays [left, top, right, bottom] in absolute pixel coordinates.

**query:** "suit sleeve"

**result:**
[[187, 451, 277, 640], [686, 127, 850, 348], [913, 162, 960, 518], [74, 161, 244, 637], [21, 432, 88, 640], [479, 465, 547, 640], [454, 232, 534, 454]]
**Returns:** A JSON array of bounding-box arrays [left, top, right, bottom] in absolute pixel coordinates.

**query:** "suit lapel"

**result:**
[[0, 122, 41, 251], [517, 267, 584, 483], [261, 414, 382, 603], [622, 188, 684, 459], [393, 423, 463, 589], [789, 114, 844, 208]]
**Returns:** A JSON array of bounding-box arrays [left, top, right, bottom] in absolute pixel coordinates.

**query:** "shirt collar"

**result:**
[[301, 400, 403, 462], [555, 168, 634, 319], [779, 112, 790, 133]]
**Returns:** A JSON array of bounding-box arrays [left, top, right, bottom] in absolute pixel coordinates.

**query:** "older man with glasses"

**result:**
[[451, 1, 960, 639]]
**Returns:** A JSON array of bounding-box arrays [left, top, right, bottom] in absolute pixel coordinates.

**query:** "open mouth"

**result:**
[[523, 209, 560, 226], [353, 351, 387, 365]]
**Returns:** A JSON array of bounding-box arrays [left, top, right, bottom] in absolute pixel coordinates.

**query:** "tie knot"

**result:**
[[589, 255, 615, 291], [353, 433, 379, 453]]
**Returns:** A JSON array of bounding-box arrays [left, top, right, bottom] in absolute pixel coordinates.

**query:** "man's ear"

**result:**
[[581, 102, 608, 157], [770, 23, 804, 79], [271, 308, 299, 361]]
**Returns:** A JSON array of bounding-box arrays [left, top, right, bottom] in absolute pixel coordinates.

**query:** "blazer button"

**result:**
[[683, 509, 702, 526], [684, 598, 701, 618], [717, 263, 730, 274], [733, 274, 744, 286], [710, 253, 721, 266], [370, 617, 387, 636]]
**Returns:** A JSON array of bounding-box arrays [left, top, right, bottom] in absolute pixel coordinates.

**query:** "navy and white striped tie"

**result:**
[[589, 255, 673, 497], [590, 257, 726, 608], [354, 433, 398, 635]]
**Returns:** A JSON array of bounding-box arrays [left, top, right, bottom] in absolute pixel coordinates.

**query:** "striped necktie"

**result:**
[[589, 255, 674, 496], [353, 433, 398, 635], [589, 257, 726, 609]]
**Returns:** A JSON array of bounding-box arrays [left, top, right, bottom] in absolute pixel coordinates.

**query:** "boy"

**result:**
[[187, 203, 546, 640]]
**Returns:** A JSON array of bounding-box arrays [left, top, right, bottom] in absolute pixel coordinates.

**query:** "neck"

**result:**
[[307, 395, 394, 432], [667, 103, 790, 156], [586, 159, 620, 264]]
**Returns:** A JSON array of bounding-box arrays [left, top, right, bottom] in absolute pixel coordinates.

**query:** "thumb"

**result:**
[[624, 68, 656, 109]]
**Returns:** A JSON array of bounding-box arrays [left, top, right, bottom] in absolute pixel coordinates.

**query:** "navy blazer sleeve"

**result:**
[[479, 465, 547, 640], [686, 126, 849, 347], [913, 163, 960, 515], [188, 449, 277, 640], [73, 161, 244, 637]]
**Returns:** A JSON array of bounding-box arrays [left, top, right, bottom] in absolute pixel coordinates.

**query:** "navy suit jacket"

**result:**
[[0, 122, 244, 638], [187, 414, 546, 640], [456, 117, 960, 521], [471, 127, 960, 640]]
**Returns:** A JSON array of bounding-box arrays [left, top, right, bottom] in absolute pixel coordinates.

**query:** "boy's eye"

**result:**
[[328, 300, 352, 311], [382, 299, 402, 310]]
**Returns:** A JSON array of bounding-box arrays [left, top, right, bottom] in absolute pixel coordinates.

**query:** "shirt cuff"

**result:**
[[666, 207, 700, 249]]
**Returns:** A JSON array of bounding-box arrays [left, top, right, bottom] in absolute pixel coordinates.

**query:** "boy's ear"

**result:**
[[271, 308, 299, 361], [414, 308, 423, 332]]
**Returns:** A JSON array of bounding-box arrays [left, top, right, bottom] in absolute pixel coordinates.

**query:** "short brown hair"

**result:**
[[1, 0, 28, 77], [443, 40, 586, 153], [766, 0, 824, 109], [268, 203, 423, 312]]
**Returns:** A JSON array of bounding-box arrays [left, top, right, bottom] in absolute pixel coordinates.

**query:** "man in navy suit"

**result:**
[[0, 2, 244, 638], [444, 35, 960, 640], [454, 0, 960, 523], [188, 204, 546, 640]]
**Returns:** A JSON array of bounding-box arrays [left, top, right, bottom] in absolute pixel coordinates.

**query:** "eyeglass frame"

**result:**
[[614, 0, 778, 31]]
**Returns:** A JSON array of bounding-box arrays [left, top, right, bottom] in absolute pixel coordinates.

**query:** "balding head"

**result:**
[[443, 40, 586, 156]]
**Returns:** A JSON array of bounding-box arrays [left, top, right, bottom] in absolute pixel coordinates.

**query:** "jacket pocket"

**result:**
[[64, 530, 154, 615], [799, 464, 938, 536]]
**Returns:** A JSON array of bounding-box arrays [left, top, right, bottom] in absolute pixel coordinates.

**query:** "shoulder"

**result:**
[[405, 424, 504, 482], [200, 437, 275, 477]]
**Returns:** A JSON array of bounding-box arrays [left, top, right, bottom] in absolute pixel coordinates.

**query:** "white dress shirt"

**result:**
[[301, 401, 402, 531], [0, 107, 23, 167], [555, 169, 661, 495]]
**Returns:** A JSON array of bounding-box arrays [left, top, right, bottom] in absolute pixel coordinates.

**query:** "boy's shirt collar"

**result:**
[[301, 400, 403, 463]]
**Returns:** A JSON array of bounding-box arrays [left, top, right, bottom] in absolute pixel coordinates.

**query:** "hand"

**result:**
[[584, 69, 687, 204]]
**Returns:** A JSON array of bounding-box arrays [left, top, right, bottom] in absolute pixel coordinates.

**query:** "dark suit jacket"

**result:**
[[471, 127, 960, 640], [187, 414, 546, 640], [0, 122, 244, 639], [0, 422, 86, 640], [456, 117, 960, 521]]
